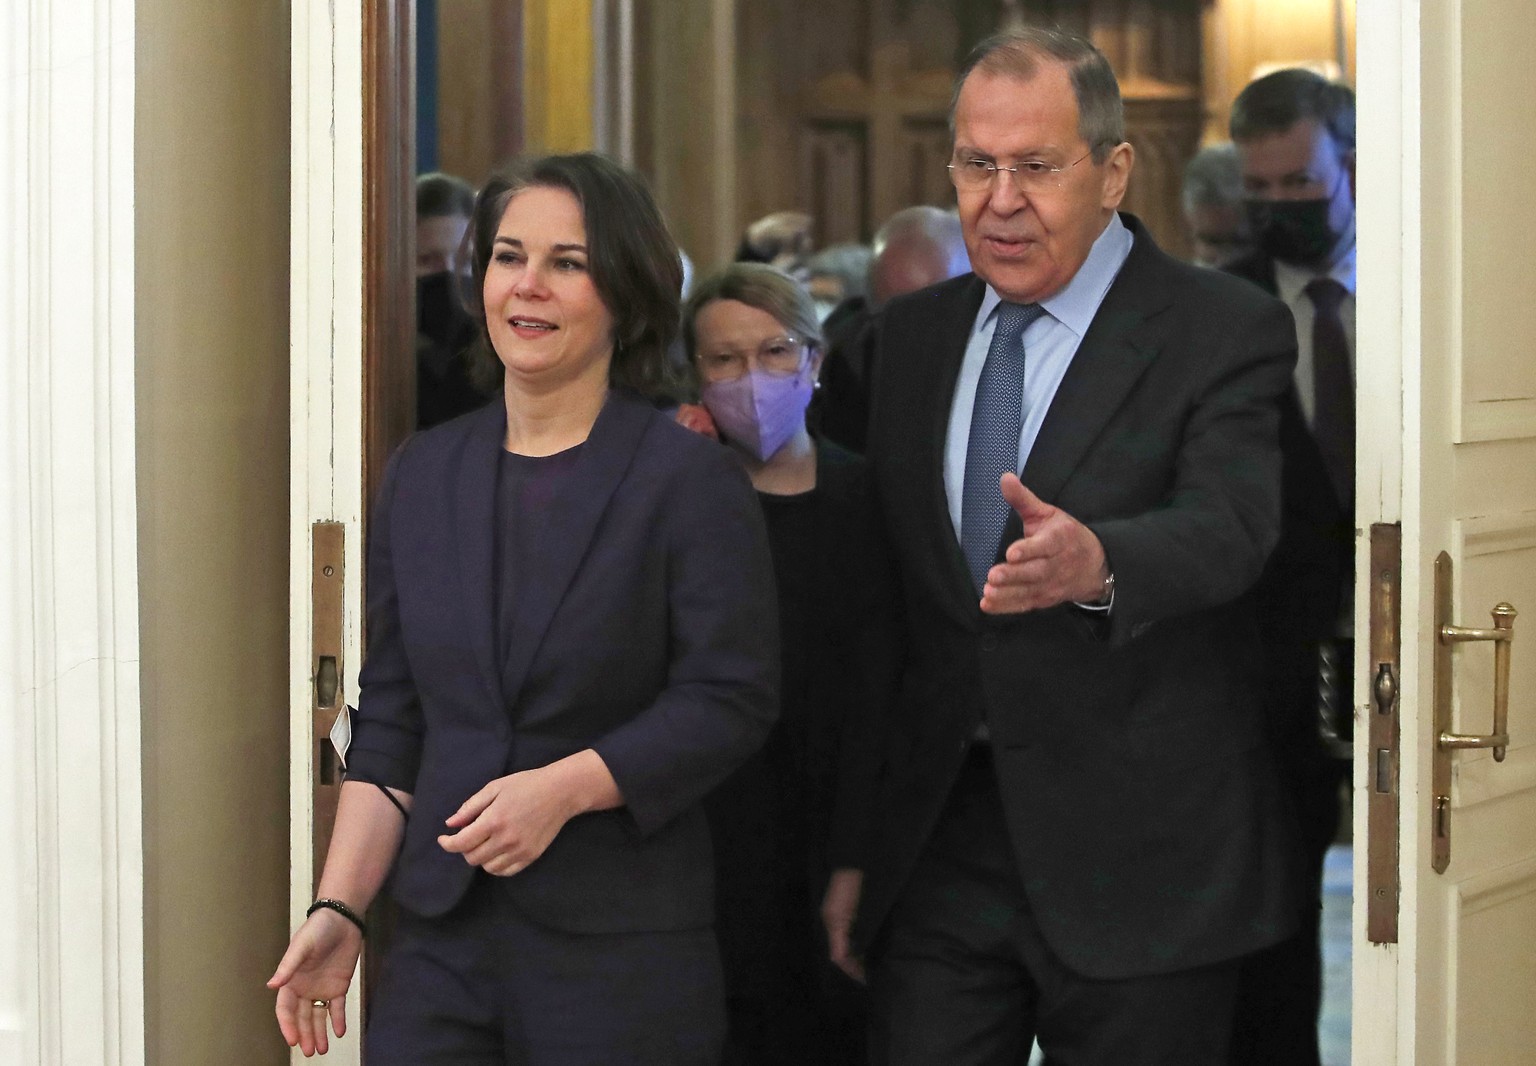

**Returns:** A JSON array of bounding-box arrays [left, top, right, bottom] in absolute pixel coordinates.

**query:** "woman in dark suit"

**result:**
[[683, 264, 898, 1064], [269, 153, 779, 1063]]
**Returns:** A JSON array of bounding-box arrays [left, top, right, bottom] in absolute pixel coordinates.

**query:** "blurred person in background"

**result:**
[[416, 171, 475, 277], [683, 262, 899, 1065], [1181, 143, 1255, 269], [415, 171, 490, 427], [736, 209, 816, 274], [1226, 67, 1359, 1066], [803, 242, 874, 322], [815, 205, 969, 451]]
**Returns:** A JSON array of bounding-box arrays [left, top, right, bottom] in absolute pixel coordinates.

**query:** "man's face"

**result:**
[[417, 212, 471, 277], [871, 242, 953, 308], [951, 65, 1132, 304], [1237, 118, 1355, 240], [1185, 202, 1252, 269]]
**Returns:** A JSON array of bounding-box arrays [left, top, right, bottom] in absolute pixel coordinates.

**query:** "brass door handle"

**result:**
[[1437, 602, 1517, 760], [1432, 551, 1519, 873]]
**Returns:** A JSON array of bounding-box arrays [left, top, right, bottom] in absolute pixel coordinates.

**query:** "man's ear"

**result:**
[[1345, 150, 1357, 202], [1101, 141, 1135, 211]]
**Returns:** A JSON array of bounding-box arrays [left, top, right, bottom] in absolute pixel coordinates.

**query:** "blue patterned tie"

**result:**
[[962, 301, 1046, 594]]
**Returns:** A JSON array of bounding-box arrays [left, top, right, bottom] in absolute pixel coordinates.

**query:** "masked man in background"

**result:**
[[1226, 67, 1358, 1066]]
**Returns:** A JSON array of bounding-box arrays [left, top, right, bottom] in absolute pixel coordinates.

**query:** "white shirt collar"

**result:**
[[1274, 239, 1357, 306], [973, 213, 1134, 338]]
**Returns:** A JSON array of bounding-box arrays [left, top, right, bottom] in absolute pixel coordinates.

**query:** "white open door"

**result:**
[[1355, 0, 1536, 1062], [289, 2, 366, 1064]]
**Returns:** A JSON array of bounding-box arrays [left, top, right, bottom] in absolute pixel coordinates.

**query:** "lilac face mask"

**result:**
[[699, 368, 815, 461]]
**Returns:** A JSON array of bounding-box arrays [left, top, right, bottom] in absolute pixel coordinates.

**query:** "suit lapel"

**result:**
[[453, 401, 511, 709], [1011, 223, 1172, 523], [908, 278, 991, 625], [498, 390, 652, 713]]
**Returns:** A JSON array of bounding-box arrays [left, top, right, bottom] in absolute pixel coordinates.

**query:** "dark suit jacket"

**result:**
[[810, 296, 878, 453], [1225, 250, 1354, 851], [1224, 253, 1353, 658], [853, 215, 1305, 980], [347, 390, 780, 934]]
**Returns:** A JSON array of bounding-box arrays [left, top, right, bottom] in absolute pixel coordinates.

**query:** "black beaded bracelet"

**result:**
[[307, 897, 367, 937]]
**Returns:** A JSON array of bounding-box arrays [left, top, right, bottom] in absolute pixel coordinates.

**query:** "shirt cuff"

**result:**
[[1073, 587, 1115, 613]]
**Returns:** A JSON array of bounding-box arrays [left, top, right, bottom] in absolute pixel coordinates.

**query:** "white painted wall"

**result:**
[[3, 0, 292, 1062], [0, 1, 145, 1064]]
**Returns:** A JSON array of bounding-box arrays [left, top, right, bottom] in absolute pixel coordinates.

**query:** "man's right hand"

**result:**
[[821, 868, 867, 983]]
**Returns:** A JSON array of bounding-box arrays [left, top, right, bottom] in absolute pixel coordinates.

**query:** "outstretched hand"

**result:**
[[980, 473, 1109, 614], [268, 909, 361, 1056]]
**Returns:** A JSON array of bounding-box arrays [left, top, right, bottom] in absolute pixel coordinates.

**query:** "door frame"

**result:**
[[297, 2, 1436, 1063], [289, 0, 367, 1062], [1353, 0, 1418, 1062]]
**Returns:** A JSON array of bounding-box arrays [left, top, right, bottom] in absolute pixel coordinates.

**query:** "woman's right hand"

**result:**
[[268, 908, 364, 1056]]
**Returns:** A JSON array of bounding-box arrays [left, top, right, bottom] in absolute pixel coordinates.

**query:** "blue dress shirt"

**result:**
[[944, 213, 1135, 536]]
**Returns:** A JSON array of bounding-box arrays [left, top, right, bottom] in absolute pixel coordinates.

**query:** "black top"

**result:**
[[493, 444, 584, 703], [706, 439, 898, 992]]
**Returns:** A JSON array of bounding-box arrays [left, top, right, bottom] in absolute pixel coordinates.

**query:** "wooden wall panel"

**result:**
[[436, 0, 497, 183], [800, 124, 870, 246], [763, 0, 1204, 253], [896, 119, 958, 212], [1121, 97, 1203, 257], [633, 0, 736, 267], [433, 1, 522, 184], [524, 0, 594, 153], [639, 0, 1355, 267], [1202, 0, 1356, 142], [364, 0, 416, 523]]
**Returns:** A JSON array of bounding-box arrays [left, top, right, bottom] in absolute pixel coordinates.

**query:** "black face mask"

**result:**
[[416, 271, 476, 348], [1245, 197, 1339, 267]]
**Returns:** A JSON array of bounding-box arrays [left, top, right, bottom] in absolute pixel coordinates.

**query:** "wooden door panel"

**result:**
[[1362, 0, 1536, 1061]]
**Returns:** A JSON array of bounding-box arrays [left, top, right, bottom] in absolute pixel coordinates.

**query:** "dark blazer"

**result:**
[[853, 215, 1305, 980], [809, 296, 878, 453], [347, 389, 780, 934], [1225, 251, 1354, 765], [1224, 250, 1353, 636]]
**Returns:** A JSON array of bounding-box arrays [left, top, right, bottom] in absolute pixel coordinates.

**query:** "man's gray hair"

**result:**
[[949, 27, 1125, 163], [1181, 143, 1244, 215], [872, 205, 963, 258]]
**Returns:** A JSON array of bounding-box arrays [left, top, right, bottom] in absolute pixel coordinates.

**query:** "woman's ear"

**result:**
[[808, 344, 825, 382]]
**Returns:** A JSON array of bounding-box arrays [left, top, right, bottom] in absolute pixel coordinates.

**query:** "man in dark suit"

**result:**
[[823, 27, 1305, 1065], [1225, 68, 1359, 1066]]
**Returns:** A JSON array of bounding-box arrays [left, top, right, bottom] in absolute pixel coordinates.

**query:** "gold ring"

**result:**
[[312, 1000, 329, 1009]]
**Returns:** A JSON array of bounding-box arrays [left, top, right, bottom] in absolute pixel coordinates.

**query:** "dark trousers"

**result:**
[[364, 873, 725, 1065], [869, 747, 1241, 1066], [709, 790, 868, 1065], [1228, 743, 1346, 1066]]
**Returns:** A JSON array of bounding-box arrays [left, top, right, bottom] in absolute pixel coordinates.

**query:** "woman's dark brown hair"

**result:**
[[466, 152, 685, 396]]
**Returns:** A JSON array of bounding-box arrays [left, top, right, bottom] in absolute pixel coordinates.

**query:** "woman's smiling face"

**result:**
[[482, 184, 616, 390]]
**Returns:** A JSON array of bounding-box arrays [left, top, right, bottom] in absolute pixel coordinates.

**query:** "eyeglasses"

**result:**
[[946, 149, 1095, 195], [695, 335, 809, 382]]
